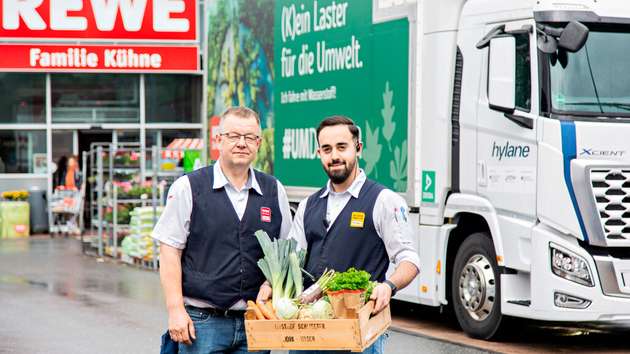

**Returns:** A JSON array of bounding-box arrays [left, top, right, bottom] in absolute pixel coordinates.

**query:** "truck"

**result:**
[[205, 0, 630, 339]]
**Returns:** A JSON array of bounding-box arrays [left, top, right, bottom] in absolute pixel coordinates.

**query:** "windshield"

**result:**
[[547, 25, 630, 117]]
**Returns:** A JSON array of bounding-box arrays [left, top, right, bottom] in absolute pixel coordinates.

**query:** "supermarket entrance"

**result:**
[[78, 130, 113, 227]]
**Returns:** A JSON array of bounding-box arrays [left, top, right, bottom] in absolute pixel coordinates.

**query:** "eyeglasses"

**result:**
[[220, 132, 261, 144]]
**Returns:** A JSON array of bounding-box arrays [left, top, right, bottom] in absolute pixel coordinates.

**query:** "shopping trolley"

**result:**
[[50, 187, 83, 237]]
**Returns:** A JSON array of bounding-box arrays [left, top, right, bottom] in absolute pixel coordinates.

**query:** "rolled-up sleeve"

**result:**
[[373, 190, 420, 272], [151, 175, 192, 249]]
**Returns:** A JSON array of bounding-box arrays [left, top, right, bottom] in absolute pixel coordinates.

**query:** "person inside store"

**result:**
[[52, 156, 68, 189], [64, 155, 81, 189], [282, 116, 420, 354], [152, 106, 292, 354], [52, 155, 81, 190]]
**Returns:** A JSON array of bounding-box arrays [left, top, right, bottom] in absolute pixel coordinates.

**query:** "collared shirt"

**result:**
[[152, 161, 292, 309], [289, 169, 421, 271]]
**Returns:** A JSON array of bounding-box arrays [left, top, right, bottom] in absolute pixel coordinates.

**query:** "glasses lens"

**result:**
[[223, 133, 259, 144]]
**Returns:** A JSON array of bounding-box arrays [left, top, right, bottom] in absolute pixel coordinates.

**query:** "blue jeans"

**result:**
[[178, 307, 269, 354], [289, 333, 386, 354]]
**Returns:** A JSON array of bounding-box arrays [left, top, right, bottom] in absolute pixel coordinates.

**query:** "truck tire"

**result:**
[[451, 232, 504, 339]]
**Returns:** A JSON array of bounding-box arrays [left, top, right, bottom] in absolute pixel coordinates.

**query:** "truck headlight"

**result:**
[[550, 244, 594, 287]]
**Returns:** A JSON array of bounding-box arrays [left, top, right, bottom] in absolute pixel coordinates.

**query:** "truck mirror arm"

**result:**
[[476, 24, 506, 49]]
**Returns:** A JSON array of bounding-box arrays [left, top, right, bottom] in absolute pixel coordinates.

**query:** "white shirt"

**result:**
[[289, 169, 421, 271], [152, 162, 292, 309]]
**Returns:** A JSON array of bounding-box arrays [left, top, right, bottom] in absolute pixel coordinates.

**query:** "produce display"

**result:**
[[104, 204, 131, 224], [249, 230, 376, 321], [120, 206, 163, 261]]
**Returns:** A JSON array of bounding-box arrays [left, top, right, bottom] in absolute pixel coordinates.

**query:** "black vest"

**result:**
[[182, 165, 282, 309], [303, 179, 389, 285]]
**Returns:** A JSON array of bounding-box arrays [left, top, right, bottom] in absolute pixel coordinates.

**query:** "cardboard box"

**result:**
[[244, 301, 391, 352]]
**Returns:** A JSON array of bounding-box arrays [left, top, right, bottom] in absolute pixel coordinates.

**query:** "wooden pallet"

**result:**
[[244, 301, 390, 352]]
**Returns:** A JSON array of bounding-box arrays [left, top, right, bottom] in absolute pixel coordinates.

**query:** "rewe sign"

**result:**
[[0, 0, 197, 41]]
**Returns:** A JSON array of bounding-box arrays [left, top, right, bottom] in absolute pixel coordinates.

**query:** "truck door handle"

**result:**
[[478, 161, 487, 187], [504, 112, 534, 129]]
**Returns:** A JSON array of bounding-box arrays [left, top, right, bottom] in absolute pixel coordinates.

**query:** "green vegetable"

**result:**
[[299, 269, 335, 304], [364, 281, 377, 303], [310, 298, 333, 319], [254, 230, 305, 316], [327, 268, 372, 292], [289, 252, 303, 296], [275, 297, 299, 320]]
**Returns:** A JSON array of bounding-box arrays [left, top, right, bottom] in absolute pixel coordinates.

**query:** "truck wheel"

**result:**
[[451, 232, 503, 339]]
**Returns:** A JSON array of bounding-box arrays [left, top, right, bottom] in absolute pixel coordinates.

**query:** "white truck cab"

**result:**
[[392, 0, 630, 339], [272, 0, 630, 339]]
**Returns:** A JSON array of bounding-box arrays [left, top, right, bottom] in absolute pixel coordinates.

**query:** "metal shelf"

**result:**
[[86, 143, 177, 271], [110, 198, 150, 204], [113, 168, 140, 174]]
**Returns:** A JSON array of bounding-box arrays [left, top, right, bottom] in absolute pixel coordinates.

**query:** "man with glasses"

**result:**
[[153, 107, 292, 353]]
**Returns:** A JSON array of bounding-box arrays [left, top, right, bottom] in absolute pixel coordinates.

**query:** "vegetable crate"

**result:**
[[244, 301, 391, 352]]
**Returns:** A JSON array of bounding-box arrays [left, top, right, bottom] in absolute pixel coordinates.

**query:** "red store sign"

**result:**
[[0, 0, 197, 41], [0, 44, 199, 72]]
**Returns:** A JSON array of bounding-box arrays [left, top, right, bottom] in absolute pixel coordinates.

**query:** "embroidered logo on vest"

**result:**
[[260, 207, 271, 222], [350, 212, 365, 228]]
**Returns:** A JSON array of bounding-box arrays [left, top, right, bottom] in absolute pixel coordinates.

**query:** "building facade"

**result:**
[[0, 0, 206, 195]]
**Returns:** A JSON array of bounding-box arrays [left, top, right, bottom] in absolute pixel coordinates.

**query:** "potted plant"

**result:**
[[326, 268, 375, 319]]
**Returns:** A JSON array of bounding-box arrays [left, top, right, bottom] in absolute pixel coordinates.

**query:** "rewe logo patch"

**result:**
[[491, 141, 530, 161], [260, 207, 271, 223]]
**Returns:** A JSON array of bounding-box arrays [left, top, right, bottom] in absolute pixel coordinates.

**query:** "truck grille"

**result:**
[[590, 169, 630, 244]]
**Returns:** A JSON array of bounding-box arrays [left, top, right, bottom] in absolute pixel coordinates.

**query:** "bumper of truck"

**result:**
[[506, 224, 630, 322]]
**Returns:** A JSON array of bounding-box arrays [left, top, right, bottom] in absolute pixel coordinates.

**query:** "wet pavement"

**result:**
[[0, 237, 165, 354], [0, 237, 487, 354]]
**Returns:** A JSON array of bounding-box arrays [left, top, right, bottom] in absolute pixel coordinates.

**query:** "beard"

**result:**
[[324, 158, 356, 184]]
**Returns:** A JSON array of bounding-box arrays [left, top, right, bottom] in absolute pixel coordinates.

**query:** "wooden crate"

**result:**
[[245, 301, 391, 352]]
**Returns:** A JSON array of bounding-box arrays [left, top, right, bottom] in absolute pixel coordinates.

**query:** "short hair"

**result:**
[[219, 106, 260, 131], [316, 115, 360, 144]]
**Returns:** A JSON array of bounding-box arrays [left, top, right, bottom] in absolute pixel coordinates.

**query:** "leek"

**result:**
[[254, 230, 303, 313]]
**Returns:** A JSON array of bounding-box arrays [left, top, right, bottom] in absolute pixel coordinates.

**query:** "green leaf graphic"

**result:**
[[381, 81, 396, 150], [362, 121, 382, 177], [389, 140, 407, 191]]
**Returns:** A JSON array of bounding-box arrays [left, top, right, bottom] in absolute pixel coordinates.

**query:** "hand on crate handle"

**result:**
[[256, 281, 272, 303], [369, 282, 392, 314], [168, 306, 196, 345]]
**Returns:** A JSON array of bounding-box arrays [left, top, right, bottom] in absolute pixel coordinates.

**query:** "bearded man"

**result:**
[[285, 115, 420, 354]]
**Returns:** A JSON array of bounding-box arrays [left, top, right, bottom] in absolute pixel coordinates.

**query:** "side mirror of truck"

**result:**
[[558, 21, 589, 52], [488, 36, 516, 113], [537, 21, 589, 54]]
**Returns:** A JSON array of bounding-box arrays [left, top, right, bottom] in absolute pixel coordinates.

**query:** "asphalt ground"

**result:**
[[2, 237, 629, 353], [0, 237, 487, 354]]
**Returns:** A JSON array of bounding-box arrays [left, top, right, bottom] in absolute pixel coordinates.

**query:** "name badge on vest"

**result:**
[[350, 212, 365, 228], [260, 207, 271, 223]]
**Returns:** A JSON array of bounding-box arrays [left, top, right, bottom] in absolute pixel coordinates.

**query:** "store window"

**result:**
[[0, 73, 45, 124], [0, 131, 47, 174], [115, 130, 140, 143], [51, 74, 140, 124], [145, 75, 201, 123], [52, 131, 74, 163]]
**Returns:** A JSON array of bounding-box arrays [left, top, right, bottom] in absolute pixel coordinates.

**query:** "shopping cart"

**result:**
[[50, 187, 83, 237]]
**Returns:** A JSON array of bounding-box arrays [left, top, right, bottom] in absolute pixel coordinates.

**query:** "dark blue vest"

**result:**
[[303, 179, 389, 285], [182, 165, 282, 309]]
